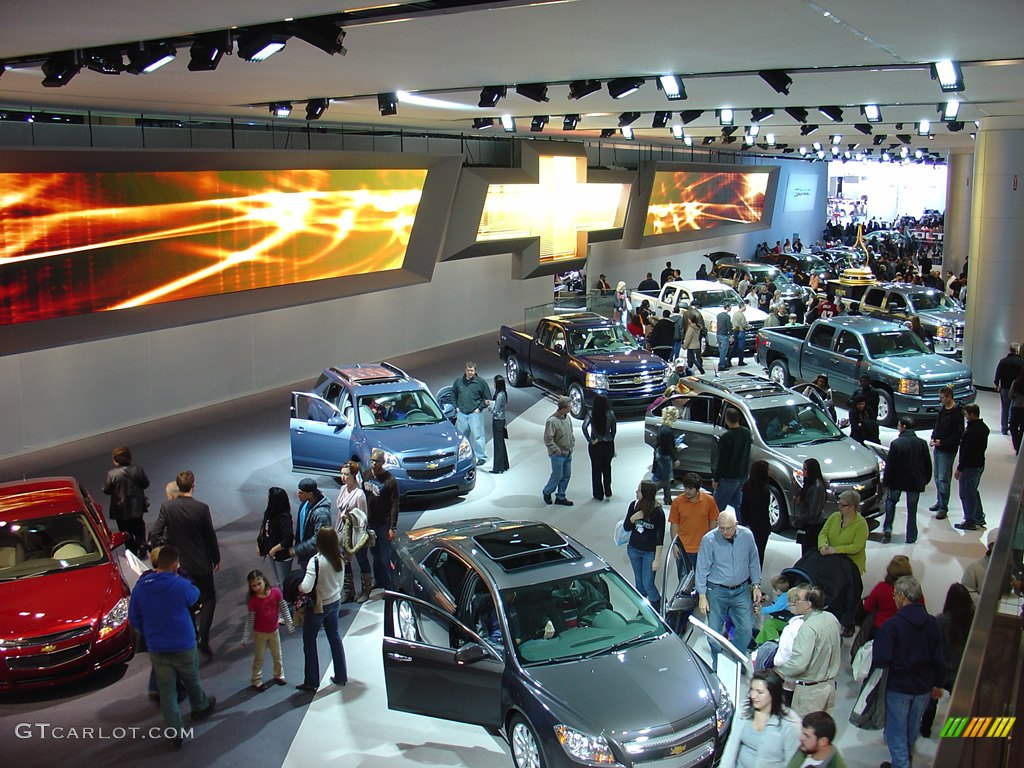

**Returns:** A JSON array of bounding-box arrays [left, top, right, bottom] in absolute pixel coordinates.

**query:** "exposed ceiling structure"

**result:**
[[2, 0, 1023, 162]]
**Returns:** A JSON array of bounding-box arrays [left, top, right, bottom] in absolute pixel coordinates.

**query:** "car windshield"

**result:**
[[0, 513, 106, 580], [357, 390, 445, 428], [752, 403, 844, 447], [908, 292, 960, 312], [499, 569, 665, 666], [863, 330, 930, 358], [567, 325, 638, 353], [692, 289, 744, 309]]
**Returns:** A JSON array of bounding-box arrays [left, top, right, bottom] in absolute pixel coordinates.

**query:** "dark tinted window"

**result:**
[[862, 288, 886, 307], [424, 549, 472, 600], [809, 324, 836, 350]]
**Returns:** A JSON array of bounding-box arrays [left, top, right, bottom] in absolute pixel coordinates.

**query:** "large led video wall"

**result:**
[[622, 162, 779, 248], [0, 168, 428, 326]]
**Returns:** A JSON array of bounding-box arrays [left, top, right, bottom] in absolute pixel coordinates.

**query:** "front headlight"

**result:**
[[898, 378, 920, 395], [381, 450, 401, 469], [708, 318, 718, 334], [98, 597, 129, 640], [554, 724, 621, 766], [935, 324, 951, 338], [876, 455, 886, 476], [792, 467, 805, 488], [585, 372, 610, 389], [458, 437, 473, 461], [713, 679, 734, 735]]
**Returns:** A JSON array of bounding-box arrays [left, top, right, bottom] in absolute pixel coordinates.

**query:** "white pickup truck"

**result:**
[[631, 280, 769, 354]]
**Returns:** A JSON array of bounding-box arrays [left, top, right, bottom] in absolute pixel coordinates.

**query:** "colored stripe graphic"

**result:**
[[939, 717, 968, 738], [989, 717, 1016, 738], [942, 716, 1016, 738]]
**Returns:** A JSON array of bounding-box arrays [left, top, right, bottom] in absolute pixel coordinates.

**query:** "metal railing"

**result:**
[[523, 291, 616, 328]]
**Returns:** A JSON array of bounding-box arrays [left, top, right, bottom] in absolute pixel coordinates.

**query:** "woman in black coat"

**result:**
[[258, 487, 294, 587], [740, 460, 772, 567], [102, 445, 150, 557]]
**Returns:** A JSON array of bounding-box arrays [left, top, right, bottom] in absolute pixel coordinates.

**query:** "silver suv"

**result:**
[[859, 283, 965, 359], [645, 372, 884, 531]]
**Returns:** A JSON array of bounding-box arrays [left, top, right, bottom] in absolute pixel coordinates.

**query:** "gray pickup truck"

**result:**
[[757, 316, 975, 425], [857, 283, 965, 359]]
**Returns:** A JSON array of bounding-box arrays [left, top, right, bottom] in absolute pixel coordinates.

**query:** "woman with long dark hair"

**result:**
[[295, 527, 347, 692], [793, 458, 826, 556], [102, 445, 151, 557], [623, 480, 665, 608], [491, 375, 509, 474], [719, 669, 801, 768], [741, 461, 771, 566], [258, 486, 294, 588], [920, 582, 975, 737], [582, 393, 616, 500]]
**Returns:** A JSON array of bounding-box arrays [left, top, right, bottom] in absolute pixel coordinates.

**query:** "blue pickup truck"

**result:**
[[498, 312, 668, 418], [757, 316, 975, 426]]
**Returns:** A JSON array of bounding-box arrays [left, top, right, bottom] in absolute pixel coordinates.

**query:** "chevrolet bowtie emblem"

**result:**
[[426, 461, 439, 470], [670, 745, 687, 756], [41, 644, 58, 654]]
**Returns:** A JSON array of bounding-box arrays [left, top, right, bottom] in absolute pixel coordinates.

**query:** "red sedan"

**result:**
[[0, 477, 135, 689]]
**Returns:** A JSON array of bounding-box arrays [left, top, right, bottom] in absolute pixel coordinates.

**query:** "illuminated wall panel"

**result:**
[[643, 170, 770, 235], [0, 168, 428, 326]]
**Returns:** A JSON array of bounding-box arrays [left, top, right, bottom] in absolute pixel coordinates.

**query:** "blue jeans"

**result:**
[[369, 524, 392, 590], [714, 478, 744, 517], [656, 454, 674, 504], [884, 689, 931, 768], [933, 449, 955, 513], [302, 599, 347, 687], [457, 409, 487, 461], [706, 583, 754, 658], [1000, 388, 1011, 433], [627, 546, 660, 606], [885, 490, 921, 543], [271, 557, 293, 588], [717, 334, 731, 369], [958, 466, 984, 525], [543, 454, 572, 500], [150, 647, 210, 734], [733, 330, 747, 364]]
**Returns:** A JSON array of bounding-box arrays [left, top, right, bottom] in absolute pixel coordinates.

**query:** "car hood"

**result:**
[[870, 353, 973, 381], [579, 350, 667, 373], [916, 309, 964, 326], [766, 438, 879, 476], [0, 564, 121, 640], [522, 634, 714, 735], [364, 421, 467, 455]]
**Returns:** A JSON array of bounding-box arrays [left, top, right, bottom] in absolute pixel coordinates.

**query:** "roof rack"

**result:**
[[698, 372, 790, 398], [473, 523, 582, 572], [329, 361, 408, 385]]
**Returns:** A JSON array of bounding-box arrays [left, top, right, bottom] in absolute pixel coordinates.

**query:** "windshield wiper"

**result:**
[[583, 632, 661, 658], [803, 436, 844, 444]]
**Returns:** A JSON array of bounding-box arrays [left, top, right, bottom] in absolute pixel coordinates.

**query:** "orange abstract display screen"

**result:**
[[0, 168, 427, 326], [643, 170, 769, 235]]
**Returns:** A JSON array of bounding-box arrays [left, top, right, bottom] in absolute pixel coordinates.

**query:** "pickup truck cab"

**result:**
[[499, 313, 667, 419], [706, 255, 815, 316], [290, 363, 476, 500], [757, 316, 975, 426], [635, 280, 768, 354], [858, 283, 965, 358]]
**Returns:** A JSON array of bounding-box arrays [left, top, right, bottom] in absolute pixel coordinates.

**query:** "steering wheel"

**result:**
[[51, 540, 88, 558], [577, 599, 613, 625]]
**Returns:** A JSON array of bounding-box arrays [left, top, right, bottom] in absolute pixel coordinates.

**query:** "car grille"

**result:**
[[1, 625, 92, 649], [829, 472, 879, 502], [406, 466, 454, 480], [403, 449, 457, 480], [623, 717, 717, 767], [608, 370, 664, 392], [404, 449, 455, 463], [922, 377, 974, 400], [5, 644, 91, 670]]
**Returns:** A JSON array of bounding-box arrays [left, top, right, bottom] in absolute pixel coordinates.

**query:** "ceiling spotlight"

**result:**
[[750, 107, 774, 123], [721, 125, 738, 137], [378, 92, 398, 116], [831, 146, 840, 155], [305, 98, 329, 120], [657, 75, 686, 101], [800, 124, 819, 136], [758, 69, 792, 95], [269, 102, 292, 117], [873, 134, 887, 145], [917, 120, 930, 136], [940, 100, 960, 121], [290, 20, 347, 56], [765, 133, 776, 146], [747, 124, 760, 137], [900, 146, 910, 158], [897, 134, 912, 145], [651, 111, 670, 129], [744, 134, 755, 146], [702, 136, 715, 145], [478, 85, 507, 108], [785, 107, 809, 123], [861, 104, 882, 123], [84, 47, 125, 75], [516, 83, 549, 103], [947, 120, 965, 132], [854, 124, 872, 135], [599, 128, 616, 138], [970, 132, 976, 140], [530, 115, 548, 132], [812, 141, 822, 151], [563, 114, 580, 130], [620, 126, 635, 140], [126, 41, 176, 74], [819, 105, 843, 122], [237, 30, 289, 62], [915, 149, 924, 160], [721, 134, 737, 144], [799, 146, 808, 156], [683, 135, 693, 147], [830, 134, 842, 145], [472, 117, 494, 130], [816, 150, 826, 160], [717, 108, 734, 126], [608, 77, 645, 99], [680, 110, 703, 125], [568, 79, 602, 100], [931, 60, 964, 93], [188, 31, 229, 71], [618, 111, 640, 127], [671, 125, 684, 138], [500, 114, 516, 133], [41, 53, 82, 87]]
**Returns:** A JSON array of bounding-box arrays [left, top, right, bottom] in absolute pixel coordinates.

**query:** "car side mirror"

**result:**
[[842, 348, 862, 360], [441, 403, 456, 419], [454, 642, 490, 665], [327, 414, 347, 428], [110, 531, 130, 550]]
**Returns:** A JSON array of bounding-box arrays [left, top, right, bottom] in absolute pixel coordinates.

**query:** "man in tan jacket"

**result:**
[[542, 396, 575, 506], [774, 584, 841, 716]]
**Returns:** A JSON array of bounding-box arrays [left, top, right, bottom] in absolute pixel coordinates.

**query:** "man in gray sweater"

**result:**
[[542, 396, 575, 506]]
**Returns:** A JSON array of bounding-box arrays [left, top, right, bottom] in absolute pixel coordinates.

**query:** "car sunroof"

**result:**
[[473, 524, 581, 571]]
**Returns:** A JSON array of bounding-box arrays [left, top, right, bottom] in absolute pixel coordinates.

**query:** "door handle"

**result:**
[[296, 427, 307, 433], [387, 653, 413, 663]]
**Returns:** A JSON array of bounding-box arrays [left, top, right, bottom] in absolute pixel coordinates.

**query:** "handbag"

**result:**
[[850, 664, 888, 730], [613, 520, 629, 547], [293, 557, 319, 616]]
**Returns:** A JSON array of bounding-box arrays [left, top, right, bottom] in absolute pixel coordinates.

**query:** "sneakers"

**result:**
[[928, 504, 940, 512], [542, 493, 553, 505], [881, 532, 892, 543], [935, 512, 948, 520], [554, 498, 574, 506], [191, 696, 216, 722], [476, 457, 487, 466], [954, 521, 978, 531]]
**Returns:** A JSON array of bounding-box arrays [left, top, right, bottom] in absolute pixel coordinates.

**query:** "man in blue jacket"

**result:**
[[872, 576, 945, 768], [129, 545, 216, 750]]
